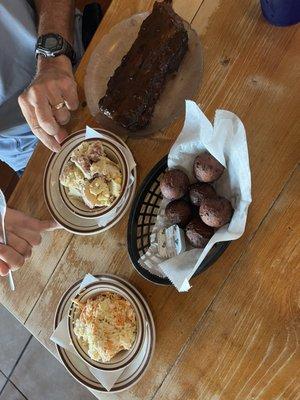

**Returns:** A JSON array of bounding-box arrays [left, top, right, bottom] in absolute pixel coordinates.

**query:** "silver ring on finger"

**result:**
[[52, 101, 66, 110]]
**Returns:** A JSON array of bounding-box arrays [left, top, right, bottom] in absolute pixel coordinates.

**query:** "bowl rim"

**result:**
[[67, 281, 145, 371], [59, 137, 130, 219], [43, 129, 137, 235]]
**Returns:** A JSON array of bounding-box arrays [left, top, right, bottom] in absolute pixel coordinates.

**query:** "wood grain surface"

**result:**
[[1, 0, 299, 399], [0, 162, 18, 200], [153, 167, 300, 400]]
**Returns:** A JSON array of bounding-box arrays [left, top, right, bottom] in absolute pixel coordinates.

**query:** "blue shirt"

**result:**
[[0, 0, 38, 171], [0, 1, 83, 172]]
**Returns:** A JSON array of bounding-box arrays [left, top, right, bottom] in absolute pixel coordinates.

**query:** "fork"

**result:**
[[0, 190, 15, 291]]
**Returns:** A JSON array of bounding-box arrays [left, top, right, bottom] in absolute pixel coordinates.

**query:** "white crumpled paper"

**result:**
[[85, 126, 136, 227], [139, 100, 252, 292]]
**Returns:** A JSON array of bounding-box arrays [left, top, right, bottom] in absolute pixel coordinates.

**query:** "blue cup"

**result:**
[[260, 0, 300, 26]]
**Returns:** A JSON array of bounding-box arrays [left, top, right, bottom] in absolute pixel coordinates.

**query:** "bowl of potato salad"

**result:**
[[59, 138, 128, 219]]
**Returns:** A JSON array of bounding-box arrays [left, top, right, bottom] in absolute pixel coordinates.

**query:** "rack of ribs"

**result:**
[[98, 0, 188, 132]]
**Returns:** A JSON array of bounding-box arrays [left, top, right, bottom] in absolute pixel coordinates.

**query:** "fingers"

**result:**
[[46, 86, 71, 126], [19, 216, 54, 233], [54, 131, 67, 145], [6, 208, 53, 230], [60, 80, 79, 111], [18, 71, 77, 151], [34, 126, 62, 152], [34, 97, 65, 137], [0, 209, 58, 276], [5, 208, 57, 244], [10, 227, 42, 247], [0, 260, 9, 276], [9, 216, 53, 236], [54, 107, 71, 126], [6, 232, 32, 259], [0, 244, 25, 272], [0, 232, 32, 275], [18, 98, 61, 152]]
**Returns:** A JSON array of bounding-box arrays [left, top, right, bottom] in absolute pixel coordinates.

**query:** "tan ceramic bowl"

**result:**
[[43, 129, 136, 235]]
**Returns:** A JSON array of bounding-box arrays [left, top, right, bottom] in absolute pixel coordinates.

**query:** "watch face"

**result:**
[[43, 34, 62, 51], [45, 37, 58, 48]]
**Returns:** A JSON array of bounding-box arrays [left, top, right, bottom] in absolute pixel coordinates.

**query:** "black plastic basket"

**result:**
[[127, 156, 230, 285]]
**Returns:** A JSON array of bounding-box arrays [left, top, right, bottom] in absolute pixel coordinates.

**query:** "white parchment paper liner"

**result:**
[[139, 100, 252, 292], [85, 126, 136, 227]]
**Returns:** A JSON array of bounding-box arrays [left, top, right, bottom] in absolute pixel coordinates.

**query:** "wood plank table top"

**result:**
[[1, 0, 299, 399]]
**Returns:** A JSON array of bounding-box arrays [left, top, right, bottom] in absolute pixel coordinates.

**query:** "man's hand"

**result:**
[[0, 208, 57, 276], [18, 56, 79, 152]]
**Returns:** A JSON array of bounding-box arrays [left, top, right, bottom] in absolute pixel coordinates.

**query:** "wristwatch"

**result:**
[[35, 33, 76, 65]]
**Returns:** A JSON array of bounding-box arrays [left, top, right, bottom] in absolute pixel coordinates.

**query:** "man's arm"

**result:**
[[35, 0, 74, 44], [18, 0, 79, 152]]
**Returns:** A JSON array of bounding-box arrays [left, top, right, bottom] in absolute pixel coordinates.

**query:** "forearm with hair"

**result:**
[[34, 0, 75, 45]]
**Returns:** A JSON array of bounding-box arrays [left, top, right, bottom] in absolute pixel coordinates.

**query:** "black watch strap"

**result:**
[[35, 33, 77, 65]]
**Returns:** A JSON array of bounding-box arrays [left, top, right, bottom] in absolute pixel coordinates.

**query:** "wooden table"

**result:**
[[1, 0, 299, 398]]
